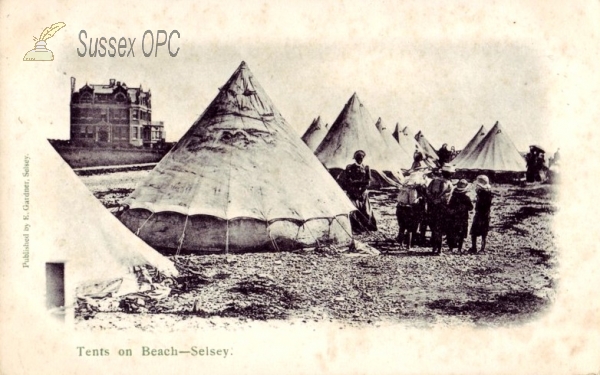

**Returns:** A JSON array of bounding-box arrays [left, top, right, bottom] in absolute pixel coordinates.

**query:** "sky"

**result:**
[[4, 0, 591, 152]]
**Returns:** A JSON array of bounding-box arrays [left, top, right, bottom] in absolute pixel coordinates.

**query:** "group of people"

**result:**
[[340, 150, 493, 255], [396, 165, 492, 254]]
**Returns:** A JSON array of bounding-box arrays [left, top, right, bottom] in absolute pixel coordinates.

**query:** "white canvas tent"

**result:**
[[415, 130, 439, 160], [453, 121, 526, 172], [314, 93, 405, 185], [119, 62, 355, 253], [30, 136, 178, 321], [451, 125, 488, 166], [302, 116, 329, 151], [375, 118, 413, 170]]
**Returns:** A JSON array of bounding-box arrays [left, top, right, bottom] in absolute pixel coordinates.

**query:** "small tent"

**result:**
[[375, 118, 413, 170], [451, 125, 488, 166], [28, 135, 178, 322], [415, 131, 439, 160], [302, 116, 329, 151], [453, 121, 526, 172], [314, 93, 405, 185], [119, 62, 355, 253]]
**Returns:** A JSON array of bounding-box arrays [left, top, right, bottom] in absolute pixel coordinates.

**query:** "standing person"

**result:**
[[396, 173, 426, 249], [426, 165, 455, 254], [446, 179, 473, 252], [552, 148, 560, 166], [470, 175, 493, 254], [525, 146, 538, 183], [450, 146, 457, 160], [411, 145, 425, 170], [343, 150, 377, 233], [536, 152, 547, 182], [437, 143, 452, 166]]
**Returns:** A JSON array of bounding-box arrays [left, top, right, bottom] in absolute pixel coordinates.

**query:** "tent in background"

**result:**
[[415, 131, 439, 160], [302, 116, 329, 151], [119, 62, 356, 253], [453, 121, 526, 177], [315, 93, 404, 186], [451, 125, 488, 166], [375, 118, 413, 170]]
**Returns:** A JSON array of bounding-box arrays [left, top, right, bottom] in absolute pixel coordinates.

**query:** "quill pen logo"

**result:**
[[23, 22, 66, 61]]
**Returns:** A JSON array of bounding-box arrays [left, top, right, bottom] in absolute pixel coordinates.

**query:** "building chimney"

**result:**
[[109, 79, 115, 86], [71, 77, 76, 94]]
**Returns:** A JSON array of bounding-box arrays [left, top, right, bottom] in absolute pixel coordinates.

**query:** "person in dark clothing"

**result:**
[[426, 165, 454, 254], [446, 179, 473, 252], [437, 143, 452, 166], [411, 146, 426, 170], [525, 146, 538, 183], [343, 150, 377, 233], [470, 175, 493, 253]]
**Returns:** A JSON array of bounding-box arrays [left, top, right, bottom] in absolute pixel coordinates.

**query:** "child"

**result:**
[[396, 173, 425, 249], [446, 179, 473, 252], [470, 175, 493, 253]]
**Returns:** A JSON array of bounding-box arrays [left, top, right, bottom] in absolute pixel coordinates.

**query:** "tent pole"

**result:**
[[225, 219, 229, 254]]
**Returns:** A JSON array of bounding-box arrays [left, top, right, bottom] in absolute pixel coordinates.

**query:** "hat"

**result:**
[[454, 179, 470, 193], [353, 150, 366, 160], [441, 165, 455, 173], [475, 175, 491, 191]]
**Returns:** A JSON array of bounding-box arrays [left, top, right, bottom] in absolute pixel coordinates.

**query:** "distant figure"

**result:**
[[396, 173, 426, 249], [525, 146, 538, 182], [450, 146, 457, 160], [535, 152, 547, 182], [411, 146, 426, 170], [343, 150, 377, 233], [446, 179, 473, 252], [426, 165, 455, 254], [470, 175, 493, 254], [437, 143, 452, 166]]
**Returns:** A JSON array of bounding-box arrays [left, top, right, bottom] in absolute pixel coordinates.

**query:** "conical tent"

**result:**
[[398, 126, 437, 168], [415, 131, 439, 160], [302, 116, 329, 151], [30, 136, 178, 318], [314, 93, 405, 184], [119, 62, 355, 253], [451, 125, 488, 166], [375, 118, 413, 170], [453, 122, 525, 172]]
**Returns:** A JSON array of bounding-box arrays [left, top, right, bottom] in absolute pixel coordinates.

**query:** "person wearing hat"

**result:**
[[343, 150, 377, 233], [446, 179, 473, 252], [469, 175, 493, 254], [425, 164, 455, 254]]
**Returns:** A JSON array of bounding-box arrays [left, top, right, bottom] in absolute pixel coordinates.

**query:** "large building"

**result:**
[[70, 78, 166, 147]]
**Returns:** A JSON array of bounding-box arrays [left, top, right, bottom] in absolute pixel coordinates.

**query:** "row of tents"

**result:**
[[302, 97, 526, 178]]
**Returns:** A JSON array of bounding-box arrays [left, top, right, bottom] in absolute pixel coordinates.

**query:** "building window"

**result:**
[[132, 127, 138, 139], [132, 110, 138, 120], [80, 93, 93, 103]]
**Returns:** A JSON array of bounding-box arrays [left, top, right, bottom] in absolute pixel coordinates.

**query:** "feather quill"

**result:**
[[39, 22, 66, 41]]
